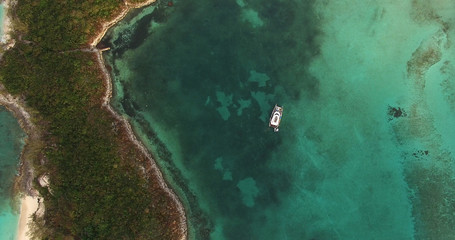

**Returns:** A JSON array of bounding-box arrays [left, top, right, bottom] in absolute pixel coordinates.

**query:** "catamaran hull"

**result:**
[[269, 105, 283, 132]]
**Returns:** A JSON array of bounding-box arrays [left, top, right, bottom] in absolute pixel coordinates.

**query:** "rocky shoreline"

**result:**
[[92, 1, 187, 239], [0, 0, 188, 239]]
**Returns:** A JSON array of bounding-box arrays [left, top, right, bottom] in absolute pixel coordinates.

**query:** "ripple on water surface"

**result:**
[[104, 0, 455, 239]]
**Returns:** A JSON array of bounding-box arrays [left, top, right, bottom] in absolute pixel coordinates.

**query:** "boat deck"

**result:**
[[269, 105, 283, 132]]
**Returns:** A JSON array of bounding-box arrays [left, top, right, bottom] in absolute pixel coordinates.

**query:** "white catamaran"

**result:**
[[269, 105, 283, 132]]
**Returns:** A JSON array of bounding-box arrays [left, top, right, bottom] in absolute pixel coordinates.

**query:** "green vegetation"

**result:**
[[0, 0, 181, 239], [15, 0, 123, 50]]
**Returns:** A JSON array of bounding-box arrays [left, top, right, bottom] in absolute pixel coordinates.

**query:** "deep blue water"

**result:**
[[104, 1, 455, 239]]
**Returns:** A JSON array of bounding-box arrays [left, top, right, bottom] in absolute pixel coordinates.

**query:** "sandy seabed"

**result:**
[[93, 1, 188, 239]]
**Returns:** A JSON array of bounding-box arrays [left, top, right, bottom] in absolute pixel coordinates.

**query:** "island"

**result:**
[[0, 0, 186, 239], [2, 0, 455, 239]]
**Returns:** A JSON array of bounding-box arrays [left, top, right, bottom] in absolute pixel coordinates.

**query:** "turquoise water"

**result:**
[[0, 5, 22, 240], [0, 107, 24, 240], [104, 0, 455, 239], [0, 3, 4, 39]]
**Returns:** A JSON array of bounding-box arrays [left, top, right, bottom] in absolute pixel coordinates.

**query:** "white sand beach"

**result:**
[[17, 196, 39, 240], [0, 0, 187, 239], [0, 89, 39, 240], [1, 0, 14, 48]]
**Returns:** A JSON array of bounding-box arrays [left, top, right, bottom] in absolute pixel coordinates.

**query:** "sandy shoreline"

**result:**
[[16, 196, 39, 240], [90, 0, 157, 48], [1, 0, 15, 48], [0, 88, 40, 240], [1, 0, 187, 239], [94, 1, 188, 240], [0, 2, 39, 235]]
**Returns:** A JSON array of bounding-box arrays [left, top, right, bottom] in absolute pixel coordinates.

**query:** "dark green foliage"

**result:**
[[43, 112, 159, 239], [16, 0, 123, 50], [0, 0, 180, 239]]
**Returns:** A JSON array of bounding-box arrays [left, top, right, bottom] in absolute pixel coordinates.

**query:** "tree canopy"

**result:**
[[0, 0, 183, 239]]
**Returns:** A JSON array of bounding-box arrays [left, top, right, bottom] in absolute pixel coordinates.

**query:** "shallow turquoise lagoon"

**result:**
[[104, 0, 455, 239], [0, 5, 22, 240], [0, 107, 24, 240], [0, 3, 4, 38]]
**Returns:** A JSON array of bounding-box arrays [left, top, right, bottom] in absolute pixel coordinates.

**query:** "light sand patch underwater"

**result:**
[[283, 0, 455, 239], [104, 0, 455, 239]]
